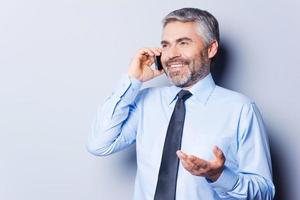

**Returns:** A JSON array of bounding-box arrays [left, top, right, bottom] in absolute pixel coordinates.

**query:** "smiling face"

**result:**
[[161, 21, 213, 88]]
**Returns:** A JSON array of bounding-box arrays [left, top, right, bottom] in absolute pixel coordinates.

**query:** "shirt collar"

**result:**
[[166, 73, 216, 105]]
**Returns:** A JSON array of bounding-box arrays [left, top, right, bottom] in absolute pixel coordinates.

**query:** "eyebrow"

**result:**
[[161, 37, 193, 45]]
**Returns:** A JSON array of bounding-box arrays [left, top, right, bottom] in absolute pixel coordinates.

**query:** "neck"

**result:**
[[181, 72, 210, 90]]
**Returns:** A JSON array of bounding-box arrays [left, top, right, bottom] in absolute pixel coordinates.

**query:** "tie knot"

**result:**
[[177, 90, 192, 101]]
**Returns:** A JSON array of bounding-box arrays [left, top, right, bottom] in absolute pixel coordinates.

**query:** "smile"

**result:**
[[168, 62, 185, 68]]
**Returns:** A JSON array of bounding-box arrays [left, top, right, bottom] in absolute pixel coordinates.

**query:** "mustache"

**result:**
[[165, 58, 190, 66]]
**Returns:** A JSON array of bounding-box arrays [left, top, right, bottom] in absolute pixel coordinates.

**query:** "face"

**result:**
[[161, 21, 211, 88]]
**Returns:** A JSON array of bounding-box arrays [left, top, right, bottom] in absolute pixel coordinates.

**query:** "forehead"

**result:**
[[162, 21, 203, 42]]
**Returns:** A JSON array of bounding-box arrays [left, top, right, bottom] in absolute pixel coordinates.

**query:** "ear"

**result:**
[[207, 40, 219, 59]]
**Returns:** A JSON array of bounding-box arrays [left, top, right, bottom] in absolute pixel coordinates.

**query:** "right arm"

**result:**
[[86, 48, 163, 156]]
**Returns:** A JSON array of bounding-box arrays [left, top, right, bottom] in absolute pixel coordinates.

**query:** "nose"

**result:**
[[166, 45, 181, 59]]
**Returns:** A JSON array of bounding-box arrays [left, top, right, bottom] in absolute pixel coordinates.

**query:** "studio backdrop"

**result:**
[[0, 0, 299, 199]]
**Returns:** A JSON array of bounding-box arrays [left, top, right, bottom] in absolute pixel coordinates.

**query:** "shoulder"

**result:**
[[211, 85, 254, 106], [135, 85, 170, 103]]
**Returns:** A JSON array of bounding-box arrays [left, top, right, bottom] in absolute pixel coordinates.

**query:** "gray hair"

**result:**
[[162, 8, 219, 46]]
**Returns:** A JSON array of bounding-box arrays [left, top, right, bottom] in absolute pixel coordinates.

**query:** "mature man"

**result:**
[[87, 8, 275, 199]]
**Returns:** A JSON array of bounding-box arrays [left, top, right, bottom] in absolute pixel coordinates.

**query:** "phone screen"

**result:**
[[154, 55, 163, 71]]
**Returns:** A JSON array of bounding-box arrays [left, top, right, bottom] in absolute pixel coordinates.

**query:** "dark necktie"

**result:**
[[154, 90, 192, 200]]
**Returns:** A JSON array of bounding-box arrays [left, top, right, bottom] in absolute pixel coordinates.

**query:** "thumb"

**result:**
[[213, 146, 225, 162], [152, 68, 165, 77]]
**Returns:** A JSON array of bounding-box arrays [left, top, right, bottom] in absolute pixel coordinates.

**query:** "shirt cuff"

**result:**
[[209, 166, 239, 194], [115, 74, 142, 104]]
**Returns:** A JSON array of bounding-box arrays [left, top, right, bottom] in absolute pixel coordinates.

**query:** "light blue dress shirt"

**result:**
[[87, 73, 275, 200]]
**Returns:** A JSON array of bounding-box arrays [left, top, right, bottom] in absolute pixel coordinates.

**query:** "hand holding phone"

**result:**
[[128, 48, 163, 82]]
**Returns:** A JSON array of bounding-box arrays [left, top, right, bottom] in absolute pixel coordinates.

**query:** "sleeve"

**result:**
[[209, 102, 275, 199], [86, 75, 143, 156]]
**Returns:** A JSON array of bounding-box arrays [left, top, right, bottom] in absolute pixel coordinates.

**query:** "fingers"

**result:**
[[152, 47, 162, 56], [137, 47, 162, 68], [128, 47, 163, 82], [139, 47, 162, 57], [177, 150, 209, 176], [177, 150, 194, 172], [177, 147, 226, 180]]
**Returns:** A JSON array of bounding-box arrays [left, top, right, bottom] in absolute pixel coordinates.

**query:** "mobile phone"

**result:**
[[154, 55, 163, 71]]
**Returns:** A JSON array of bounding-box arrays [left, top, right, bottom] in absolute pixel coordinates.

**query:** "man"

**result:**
[[87, 8, 275, 199]]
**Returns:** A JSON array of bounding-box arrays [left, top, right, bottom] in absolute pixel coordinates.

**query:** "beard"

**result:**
[[163, 49, 210, 88]]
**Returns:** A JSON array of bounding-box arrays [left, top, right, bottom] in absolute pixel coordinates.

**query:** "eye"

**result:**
[[161, 43, 168, 49], [179, 41, 189, 45]]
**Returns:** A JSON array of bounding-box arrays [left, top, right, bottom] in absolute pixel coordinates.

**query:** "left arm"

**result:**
[[177, 103, 275, 199]]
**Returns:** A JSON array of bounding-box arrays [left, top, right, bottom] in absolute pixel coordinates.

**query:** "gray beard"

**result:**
[[168, 66, 209, 88], [166, 58, 210, 88]]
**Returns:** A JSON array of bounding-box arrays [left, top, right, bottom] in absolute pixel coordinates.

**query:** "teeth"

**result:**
[[170, 64, 183, 68]]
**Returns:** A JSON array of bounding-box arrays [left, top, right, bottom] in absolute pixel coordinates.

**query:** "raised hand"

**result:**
[[128, 48, 164, 82], [176, 146, 225, 182]]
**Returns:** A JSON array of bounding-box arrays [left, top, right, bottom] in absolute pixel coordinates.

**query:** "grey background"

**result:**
[[0, 0, 299, 199]]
